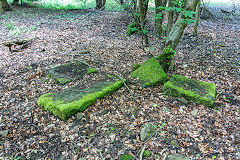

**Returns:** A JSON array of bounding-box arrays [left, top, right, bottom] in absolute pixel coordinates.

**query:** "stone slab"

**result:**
[[38, 80, 123, 120], [48, 60, 97, 85], [130, 58, 168, 87], [163, 74, 216, 106]]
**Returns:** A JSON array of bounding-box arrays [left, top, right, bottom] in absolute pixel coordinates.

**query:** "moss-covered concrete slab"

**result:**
[[130, 58, 168, 87], [163, 74, 216, 106], [38, 80, 123, 120], [48, 61, 97, 85]]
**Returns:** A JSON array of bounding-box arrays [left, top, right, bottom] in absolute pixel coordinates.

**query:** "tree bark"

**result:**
[[96, 0, 106, 10], [155, 0, 166, 37], [138, 0, 149, 45], [193, 1, 201, 35], [126, 0, 148, 38], [13, 0, 22, 6], [166, 0, 174, 34], [0, 1, 4, 14], [166, 0, 200, 50], [1, 0, 11, 11]]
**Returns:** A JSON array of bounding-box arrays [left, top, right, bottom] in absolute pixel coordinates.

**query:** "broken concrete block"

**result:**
[[163, 74, 216, 106], [130, 58, 168, 87], [38, 80, 123, 120]]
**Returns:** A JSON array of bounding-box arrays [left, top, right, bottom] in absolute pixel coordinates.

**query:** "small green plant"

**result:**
[[4, 21, 15, 30], [143, 150, 151, 157], [87, 67, 97, 74], [119, 154, 134, 160], [156, 46, 175, 72], [110, 127, 116, 131], [29, 25, 38, 31], [211, 155, 217, 159], [154, 122, 167, 129]]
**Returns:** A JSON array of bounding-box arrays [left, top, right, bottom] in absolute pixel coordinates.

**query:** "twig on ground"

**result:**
[[0, 38, 34, 52], [117, 75, 135, 101], [139, 144, 146, 160]]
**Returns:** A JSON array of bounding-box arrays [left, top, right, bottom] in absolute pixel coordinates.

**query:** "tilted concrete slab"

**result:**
[[163, 74, 216, 106], [38, 80, 123, 120], [48, 60, 97, 85], [130, 58, 168, 87]]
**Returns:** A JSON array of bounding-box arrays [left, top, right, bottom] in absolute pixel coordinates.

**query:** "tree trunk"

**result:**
[[13, 0, 19, 5], [0, 1, 4, 14], [96, 0, 106, 10], [13, 0, 22, 6], [138, 0, 149, 45], [166, 0, 200, 50], [193, 1, 201, 35], [1, 0, 11, 11], [155, 0, 166, 37], [166, 0, 174, 34], [156, 0, 200, 73], [126, 0, 148, 38]]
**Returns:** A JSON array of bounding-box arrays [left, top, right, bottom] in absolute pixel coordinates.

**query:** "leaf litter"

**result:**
[[0, 5, 239, 160]]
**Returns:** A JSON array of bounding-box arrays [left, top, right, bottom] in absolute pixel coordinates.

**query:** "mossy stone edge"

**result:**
[[37, 80, 123, 120], [130, 58, 168, 87], [48, 61, 97, 85], [163, 74, 216, 106]]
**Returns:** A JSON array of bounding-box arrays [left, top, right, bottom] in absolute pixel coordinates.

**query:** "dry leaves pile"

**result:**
[[0, 6, 239, 160]]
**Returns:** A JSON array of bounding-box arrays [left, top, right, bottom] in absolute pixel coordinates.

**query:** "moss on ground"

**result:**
[[37, 80, 123, 120], [119, 154, 133, 160], [132, 63, 141, 71], [55, 77, 72, 85], [163, 74, 216, 106], [87, 67, 97, 74], [130, 58, 168, 87]]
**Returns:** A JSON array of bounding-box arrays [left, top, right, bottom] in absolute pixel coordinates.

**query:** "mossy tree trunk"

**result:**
[[156, 46, 175, 73], [155, 0, 200, 72], [166, 0, 200, 50], [1, 0, 11, 12], [193, 1, 201, 35], [155, 0, 166, 37], [96, 0, 106, 10], [0, 1, 4, 14]]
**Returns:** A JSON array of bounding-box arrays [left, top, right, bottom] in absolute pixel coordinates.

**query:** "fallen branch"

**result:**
[[139, 144, 146, 160], [0, 38, 34, 52], [117, 75, 135, 101]]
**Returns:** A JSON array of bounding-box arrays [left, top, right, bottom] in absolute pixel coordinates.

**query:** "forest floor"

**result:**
[[0, 5, 239, 160]]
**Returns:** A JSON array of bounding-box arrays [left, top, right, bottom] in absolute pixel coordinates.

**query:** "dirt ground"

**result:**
[[0, 5, 239, 160]]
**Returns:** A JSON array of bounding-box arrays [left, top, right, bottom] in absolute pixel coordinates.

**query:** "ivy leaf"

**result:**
[[130, 27, 138, 31], [142, 29, 148, 34], [156, 6, 166, 10], [175, 7, 182, 12], [183, 11, 196, 18]]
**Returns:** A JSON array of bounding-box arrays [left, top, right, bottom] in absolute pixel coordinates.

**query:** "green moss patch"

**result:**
[[119, 154, 133, 160], [130, 58, 168, 87], [48, 61, 97, 85], [163, 74, 216, 106], [38, 80, 123, 120]]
